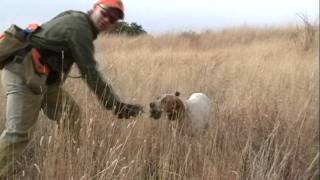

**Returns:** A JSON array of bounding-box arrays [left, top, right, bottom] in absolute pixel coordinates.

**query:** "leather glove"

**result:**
[[114, 102, 144, 119]]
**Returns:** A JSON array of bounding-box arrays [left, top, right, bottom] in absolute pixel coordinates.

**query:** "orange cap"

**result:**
[[97, 0, 124, 15]]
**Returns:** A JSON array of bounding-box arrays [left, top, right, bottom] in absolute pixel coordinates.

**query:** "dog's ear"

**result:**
[[175, 91, 180, 96]]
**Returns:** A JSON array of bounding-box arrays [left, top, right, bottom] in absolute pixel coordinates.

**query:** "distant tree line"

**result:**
[[110, 22, 147, 36]]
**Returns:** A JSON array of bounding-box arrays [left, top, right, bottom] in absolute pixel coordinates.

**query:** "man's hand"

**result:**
[[114, 102, 144, 119]]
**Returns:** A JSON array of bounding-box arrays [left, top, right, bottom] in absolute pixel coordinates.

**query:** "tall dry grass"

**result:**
[[0, 25, 319, 180]]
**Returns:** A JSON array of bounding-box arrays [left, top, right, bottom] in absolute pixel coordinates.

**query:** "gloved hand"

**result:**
[[114, 102, 144, 119]]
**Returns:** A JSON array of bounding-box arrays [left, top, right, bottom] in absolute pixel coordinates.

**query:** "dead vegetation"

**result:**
[[0, 25, 318, 180]]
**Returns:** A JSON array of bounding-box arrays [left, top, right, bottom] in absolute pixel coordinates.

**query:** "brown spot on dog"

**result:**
[[149, 92, 186, 121]]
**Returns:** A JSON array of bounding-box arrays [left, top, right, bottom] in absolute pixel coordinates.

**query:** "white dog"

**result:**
[[149, 91, 212, 133]]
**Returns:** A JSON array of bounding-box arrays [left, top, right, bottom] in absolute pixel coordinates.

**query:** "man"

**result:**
[[0, 0, 143, 176]]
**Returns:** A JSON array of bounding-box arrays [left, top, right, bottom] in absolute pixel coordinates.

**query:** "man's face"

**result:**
[[90, 4, 120, 32]]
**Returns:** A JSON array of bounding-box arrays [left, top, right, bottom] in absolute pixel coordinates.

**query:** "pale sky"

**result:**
[[1, 0, 318, 34]]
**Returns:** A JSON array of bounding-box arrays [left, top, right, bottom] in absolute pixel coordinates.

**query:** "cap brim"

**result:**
[[99, 4, 124, 19]]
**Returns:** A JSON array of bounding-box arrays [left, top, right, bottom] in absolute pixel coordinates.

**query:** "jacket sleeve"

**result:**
[[68, 30, 120, 110]]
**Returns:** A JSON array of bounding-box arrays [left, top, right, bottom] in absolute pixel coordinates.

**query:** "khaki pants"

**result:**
[[0, 53, 80, 176]]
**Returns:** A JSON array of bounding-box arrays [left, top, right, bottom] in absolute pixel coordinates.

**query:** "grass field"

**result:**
[[0, 25, 319, 179]]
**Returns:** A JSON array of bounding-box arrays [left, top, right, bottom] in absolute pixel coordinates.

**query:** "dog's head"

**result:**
[[149, 91, 185, 121]]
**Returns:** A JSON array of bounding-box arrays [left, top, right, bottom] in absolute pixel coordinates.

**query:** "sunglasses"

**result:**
[[97, 4, 120, 24]]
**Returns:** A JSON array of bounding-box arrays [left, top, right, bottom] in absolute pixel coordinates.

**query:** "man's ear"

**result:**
[[175, 91, 180, 96]]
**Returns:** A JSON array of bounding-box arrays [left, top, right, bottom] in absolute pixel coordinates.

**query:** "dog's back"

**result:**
[[186, 93, 211, 132]]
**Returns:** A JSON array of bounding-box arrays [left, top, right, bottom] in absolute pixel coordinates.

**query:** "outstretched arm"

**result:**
[[68, 30, 142, 118]]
